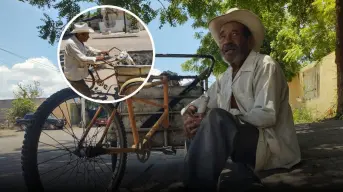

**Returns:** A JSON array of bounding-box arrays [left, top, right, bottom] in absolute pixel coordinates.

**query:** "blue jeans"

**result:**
[[183, 108, 259, 190]]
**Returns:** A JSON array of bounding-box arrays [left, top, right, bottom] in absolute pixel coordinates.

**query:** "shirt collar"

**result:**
[[239, 50, 258, 72]]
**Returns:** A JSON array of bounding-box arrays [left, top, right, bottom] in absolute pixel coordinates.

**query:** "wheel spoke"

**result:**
[[41, 131, 73, 153], [37, 148, 64, 154], [38, 152, 71, 166], [38, 141, 70, 152], [96, 156, 112, 172], [65, 159, 81, 184], [51, 112, 78, 143], [45, 158, 79, 184], [22, 90, 126, 191], [92, 160, 108, 188]]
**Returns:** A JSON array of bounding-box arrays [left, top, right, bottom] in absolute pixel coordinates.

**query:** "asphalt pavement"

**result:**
[[2, 119, 343, 192]]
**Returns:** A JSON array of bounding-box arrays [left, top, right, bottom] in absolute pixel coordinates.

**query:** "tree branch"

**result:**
[[157, 0, 173, 25]]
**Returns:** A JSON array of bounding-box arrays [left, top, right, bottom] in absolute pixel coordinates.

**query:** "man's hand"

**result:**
[[96, 55, 105, 61], [182, 105, 205, 138], [100, 51, 109, 55]]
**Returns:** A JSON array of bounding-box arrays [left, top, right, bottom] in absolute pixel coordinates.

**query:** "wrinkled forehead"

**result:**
[[219, 21, 246, 34]]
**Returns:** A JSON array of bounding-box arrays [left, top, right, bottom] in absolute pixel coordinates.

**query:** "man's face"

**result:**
[[76, 32, 90, 42], [218, 21, 252, 66]]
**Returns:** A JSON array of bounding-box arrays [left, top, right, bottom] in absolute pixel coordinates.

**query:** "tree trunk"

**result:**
[[336, 0, 343, 116]]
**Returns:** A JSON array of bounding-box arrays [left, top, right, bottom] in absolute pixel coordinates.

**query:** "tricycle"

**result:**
[[21, 54, 215, 192]]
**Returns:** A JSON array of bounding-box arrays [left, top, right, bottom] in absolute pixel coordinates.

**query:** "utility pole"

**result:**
[[123, 11, 127, 33]]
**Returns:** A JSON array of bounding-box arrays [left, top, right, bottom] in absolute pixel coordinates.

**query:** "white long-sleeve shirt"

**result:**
[[182, 50, 301, 172], [63, 35, 101, 81]]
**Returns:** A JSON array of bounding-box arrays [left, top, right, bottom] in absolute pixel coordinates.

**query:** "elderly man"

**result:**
[[63, 22, 108, 97], [167, 8, 301, 192]]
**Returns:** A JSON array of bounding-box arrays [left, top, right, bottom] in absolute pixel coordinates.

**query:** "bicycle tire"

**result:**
[[84, 69, 96, 90], [21, 88, 127, 192]]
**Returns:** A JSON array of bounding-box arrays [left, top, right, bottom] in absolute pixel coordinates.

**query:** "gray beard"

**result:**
[[221, 51, 249, 68]]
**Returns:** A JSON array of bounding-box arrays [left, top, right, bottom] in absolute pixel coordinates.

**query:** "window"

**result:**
[[302, 66, 320, 100]]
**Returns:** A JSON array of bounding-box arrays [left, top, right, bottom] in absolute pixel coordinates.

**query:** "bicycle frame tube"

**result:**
[[78, 106, 103, 148], [89, 64, 117, 85], [77, 105, 119, 148], [100, 72, 117, 82], [125, 76, 169, 148]]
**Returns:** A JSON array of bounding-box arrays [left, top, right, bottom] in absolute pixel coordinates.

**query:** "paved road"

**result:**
[[0, 128, 184, 192], [59, 31, 153, 52], [2, 120, 343, 192]]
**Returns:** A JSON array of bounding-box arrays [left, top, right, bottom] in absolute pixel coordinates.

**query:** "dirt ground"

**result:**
[[1, 120, 343, 192]]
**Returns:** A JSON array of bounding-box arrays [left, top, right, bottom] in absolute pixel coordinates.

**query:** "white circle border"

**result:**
[[57, 5, 156, 104]]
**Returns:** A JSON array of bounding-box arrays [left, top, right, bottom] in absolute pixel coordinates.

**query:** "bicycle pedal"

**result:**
[[161, 146, 176, 155]]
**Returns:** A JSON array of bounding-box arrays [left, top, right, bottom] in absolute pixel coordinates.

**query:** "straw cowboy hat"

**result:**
[[208, 8, 265, 52], [70, 22, 95, 33]]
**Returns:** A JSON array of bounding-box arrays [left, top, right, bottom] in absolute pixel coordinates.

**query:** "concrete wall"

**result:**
[[288, 52, 337, 118], [288, 73, 303, 109], [99, 11, 127, 33], [99, 10, 145, 33], [0, 98, 46, 122]]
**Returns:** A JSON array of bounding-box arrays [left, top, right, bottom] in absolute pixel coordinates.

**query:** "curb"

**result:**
[[0, 134, 17, 138]]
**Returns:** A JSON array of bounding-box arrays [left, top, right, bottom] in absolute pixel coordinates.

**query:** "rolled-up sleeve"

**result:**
[[239, 56, 281, 128], [181, 78, 219, 115], [66, 43, 97, 67]]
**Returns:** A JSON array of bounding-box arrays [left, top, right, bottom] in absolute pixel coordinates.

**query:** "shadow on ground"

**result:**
[[257, 120, 343, 191], [2, 120, 343, 192]]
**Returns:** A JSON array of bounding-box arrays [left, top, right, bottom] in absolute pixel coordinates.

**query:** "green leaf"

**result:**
[[20, 0, 336, 81]]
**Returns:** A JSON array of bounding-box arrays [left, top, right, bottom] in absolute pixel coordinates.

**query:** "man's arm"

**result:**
[[181, 78, 219, 115], [86, 45, 103, 55], [66, 43, 97, 67], [238, 56, 281, 128]]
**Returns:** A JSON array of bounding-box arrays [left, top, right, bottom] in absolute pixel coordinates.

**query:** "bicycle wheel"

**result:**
[[84, 69, 96, 90], [21, 88, 127, 192]]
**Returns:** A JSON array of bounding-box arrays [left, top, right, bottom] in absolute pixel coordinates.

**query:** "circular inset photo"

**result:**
[[58, 5, 155, 103]]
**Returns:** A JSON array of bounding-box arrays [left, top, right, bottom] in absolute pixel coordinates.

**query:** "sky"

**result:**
[[0, 0, 215, 100]]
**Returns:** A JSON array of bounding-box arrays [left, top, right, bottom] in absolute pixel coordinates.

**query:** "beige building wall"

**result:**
[[288, 52, 337, 119], [288, 74, 303, 109]]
